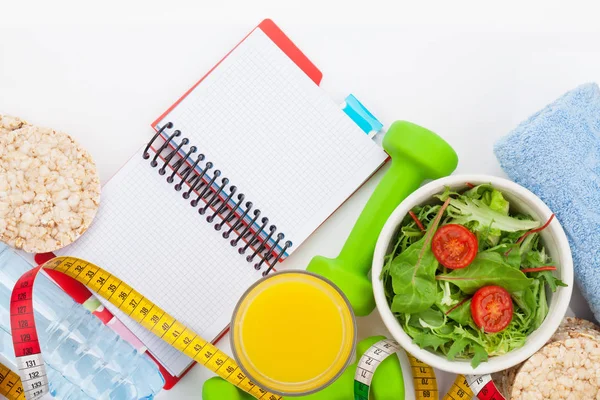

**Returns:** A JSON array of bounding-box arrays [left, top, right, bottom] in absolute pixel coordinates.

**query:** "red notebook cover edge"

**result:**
[[151, 18, 322, 129], [259, 18, 323, 86]]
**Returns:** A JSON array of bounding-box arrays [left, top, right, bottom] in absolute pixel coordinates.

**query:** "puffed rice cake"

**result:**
[[511, 338, 600, 399], [0, 115, 28, 135], [550, 317, 600, 343], [494, 318, 600, 399], [0, 116, 101, 252]]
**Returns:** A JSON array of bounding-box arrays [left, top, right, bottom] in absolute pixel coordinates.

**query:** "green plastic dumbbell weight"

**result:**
[[202, 336, 404, 400], [307, 121, 458, 316]]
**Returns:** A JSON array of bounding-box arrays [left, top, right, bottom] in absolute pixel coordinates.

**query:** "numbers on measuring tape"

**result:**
[[0, 359, 31, 400], [443, 376, 474, 400], [353, 341, 500, 400], [354, 340, 440, 400], [442, 374, 506, 400], [407, 355, 439, 400]]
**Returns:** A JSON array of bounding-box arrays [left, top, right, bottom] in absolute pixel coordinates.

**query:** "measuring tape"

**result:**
[[8, 256, 282, 400], [354, 339, 506, 400], [445, 375, 505, 400], [0, 362, 25, 400]]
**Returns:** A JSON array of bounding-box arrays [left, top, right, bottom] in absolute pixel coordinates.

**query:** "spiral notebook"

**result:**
[[56, 19, 387, 377]]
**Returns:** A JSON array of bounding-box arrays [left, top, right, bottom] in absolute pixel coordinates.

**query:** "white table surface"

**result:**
[[2, 1, 599, 398]]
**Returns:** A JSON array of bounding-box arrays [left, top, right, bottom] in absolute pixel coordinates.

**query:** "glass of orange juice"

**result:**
[[231, 271, 356, 396]]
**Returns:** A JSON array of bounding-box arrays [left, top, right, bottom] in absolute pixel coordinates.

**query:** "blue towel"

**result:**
[[494, 83, 600, 322]]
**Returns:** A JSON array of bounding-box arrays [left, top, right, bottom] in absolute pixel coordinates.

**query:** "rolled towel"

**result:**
[[494, 82, 600, 322]]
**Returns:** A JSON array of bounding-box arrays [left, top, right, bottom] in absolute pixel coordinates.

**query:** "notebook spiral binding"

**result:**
[[143, 122, 292, 275]]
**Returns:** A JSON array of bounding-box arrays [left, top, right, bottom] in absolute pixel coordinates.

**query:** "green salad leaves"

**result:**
[[381, 184, 567, 368], [389, 198, 449, 314], [436, 253, 532, 294]]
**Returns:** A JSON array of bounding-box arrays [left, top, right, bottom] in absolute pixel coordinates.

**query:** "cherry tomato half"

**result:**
[[471, 286, 513, 333], [431, 224, 478, 269]]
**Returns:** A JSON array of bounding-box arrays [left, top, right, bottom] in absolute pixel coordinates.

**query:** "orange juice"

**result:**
[[231, 271, 356, 395]]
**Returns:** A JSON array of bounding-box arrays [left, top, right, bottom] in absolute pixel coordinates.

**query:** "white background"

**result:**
[[2, 1, 600, 398]]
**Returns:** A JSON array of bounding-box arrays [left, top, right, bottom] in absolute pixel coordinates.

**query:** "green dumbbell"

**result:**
[[307, 121, 458, 316], [202, 336, 405, 400]]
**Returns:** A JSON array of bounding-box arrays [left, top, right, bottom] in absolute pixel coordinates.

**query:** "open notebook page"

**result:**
[[56, 152, 253, 373], [155, 27, 387, 257]]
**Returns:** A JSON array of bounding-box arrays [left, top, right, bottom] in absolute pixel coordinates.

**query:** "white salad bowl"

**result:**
[[372, 174, 573, 375]]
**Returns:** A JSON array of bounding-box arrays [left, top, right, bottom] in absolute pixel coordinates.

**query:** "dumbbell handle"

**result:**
[[337, 157, 424, 272], [308, 121, 457, 316], [336, 119, 460, 274]]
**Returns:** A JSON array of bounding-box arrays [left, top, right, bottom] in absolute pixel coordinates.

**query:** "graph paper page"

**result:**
[[156, 27, 387, 254], [57, 150, 263, 375]]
